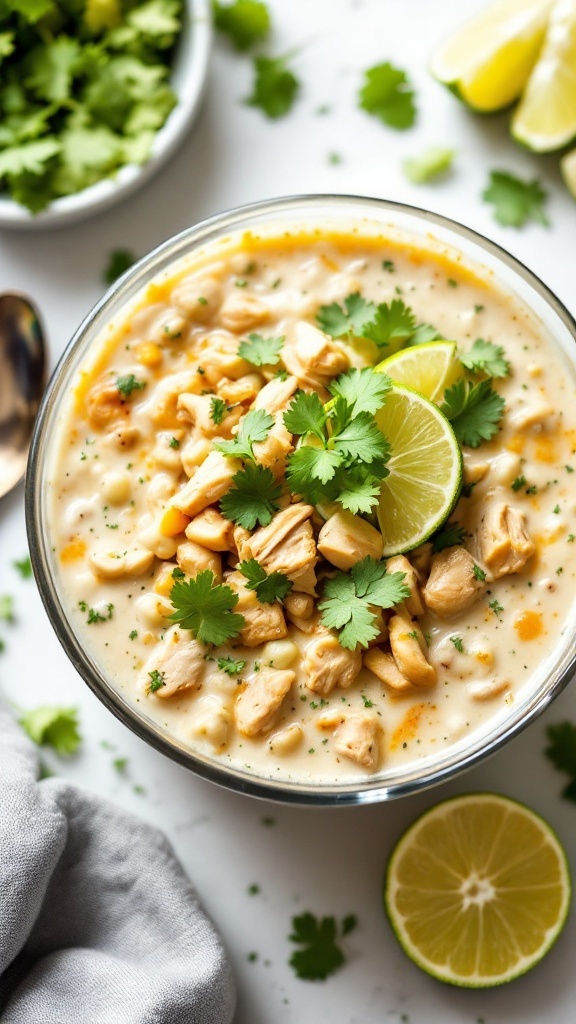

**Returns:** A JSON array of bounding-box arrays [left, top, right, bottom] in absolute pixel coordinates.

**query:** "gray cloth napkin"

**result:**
[[0, 704, 236, 1024]]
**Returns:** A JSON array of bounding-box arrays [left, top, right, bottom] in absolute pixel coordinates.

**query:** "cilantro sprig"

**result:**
[[289, 911, 357, 981], [214, 409, 274, 461], [460, 339, 510, 379], [246, 54, 300, 119], [482, 170, 549, 228], [239, 332, 284, 366], [316, 294, 439, 351], [18, 705, 81, 756], [359, 61, 416, 129], [220, 463, 281, 529], [169, 570, 245, 646], [238, 558, 293, 604], [212, 0, 270, 51], [440, 379, 505, 449], [319, 557, 410, 650]]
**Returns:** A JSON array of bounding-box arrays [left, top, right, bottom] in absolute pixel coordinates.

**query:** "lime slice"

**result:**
[[430, 0, 553, 112], [512, 0, 576, 152], [375, 384, 462, 556], [385, 793, 571, 988], [561, 147, 576, 199], [375, 340, 462, 404]]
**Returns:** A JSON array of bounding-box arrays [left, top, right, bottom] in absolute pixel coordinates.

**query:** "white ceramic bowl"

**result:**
[[0, 0, 211, 231]]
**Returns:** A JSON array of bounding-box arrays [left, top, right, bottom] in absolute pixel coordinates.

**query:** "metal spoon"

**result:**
[[0, 293, 47, 500]]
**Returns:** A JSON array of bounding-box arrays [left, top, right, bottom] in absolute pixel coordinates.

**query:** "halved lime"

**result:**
[[512, 0, 576, 152], [561, 147, 576, 199], [430, 0, 553, 112], [375, 340, 462, 404], [385, 793, 571, 988], [375, 383, 462, 556]]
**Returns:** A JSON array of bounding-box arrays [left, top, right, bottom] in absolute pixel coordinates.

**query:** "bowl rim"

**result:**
[[25, 193, 576, 805], [0, 0, 212, 230]]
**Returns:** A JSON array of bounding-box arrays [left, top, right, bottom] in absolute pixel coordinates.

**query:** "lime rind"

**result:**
[[375, 340, 462, 404], [384, 792, 572, 989], [560, 148, 576, 199]]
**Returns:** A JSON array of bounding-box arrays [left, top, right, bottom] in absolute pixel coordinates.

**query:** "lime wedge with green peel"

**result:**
[[430, 0, 553, 112], [385, 793, 571, 988], [375, 384, 462, 556], [561, 147, 576, 198], [375, 340, 462, 404], [512, 0, 576, 152]]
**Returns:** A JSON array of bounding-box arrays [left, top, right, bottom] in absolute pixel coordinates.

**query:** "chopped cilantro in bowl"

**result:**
[[0, 0, 211, 227]]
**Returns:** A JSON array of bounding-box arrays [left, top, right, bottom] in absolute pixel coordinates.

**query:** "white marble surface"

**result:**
[[1, 1, 575, 1021]]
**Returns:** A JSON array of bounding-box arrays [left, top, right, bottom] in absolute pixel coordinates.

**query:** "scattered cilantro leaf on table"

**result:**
[[319, 557, 409, 650], [13, 555, 32, 579], [544, 722, 576, 803], [104, 249, 137, 285], [246, 54, 300, 119], [169, 570, 245, 645], [403, 145, 455, 184], [213, 0, 270, 50], [460, 338, 510, 379], [482, 170, 549, 228], [220, 463, 281, 529], [440, 379, 505, 448], [214, 409, 274, 461], [19, 706, 81, 755], [289, 911, 357, 981], [316, 293, 376, 339], [359, 61, 416, 129], [238, 332, 284, 366], [0, 595, 15, 622], [238, 558, 293, 604], [431, 521, 467, 552]]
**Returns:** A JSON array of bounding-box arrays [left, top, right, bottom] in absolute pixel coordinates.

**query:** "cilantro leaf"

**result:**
[[210, 396, 228, 425], [213, 0, 270, 50], [246, 54, 300, 119], [359, 61, 416, 129], [238, 558, 293, 604], [316, 292, 376, 339], [544, 722, 576, 803], [283, 390, 326, 440], [217, 655, 246, 675], [169, 571, 245, 646], [214, 409, 274, 461], [328, 367, 391, 416], [403, 145, 455, 184], [335, 470, 383, 514], [116, 374, 146, 397], [104, 249, 137, 285], [431, 521, 467, 552], [482, 170, 549, 228], [440, 379, 505, 448], [319, 557, 410, 650], [289, 912, 351, 981], [0, 137, 60, 179], [286, 445, 343, 493], [147, 669, 166, 693], [19, 705, 81, 755], [238, 332, 284, 366], [25, 37, 81, 104], [333, 412, 390, 464], [220, 463, 281, 529], [7, 0, 53, 23], [408, 323, 442, 346], [362, 299, 417, 348], [460, 338, 510, 379], [13, 555, 32, 578], [0, 595, 15, 622]]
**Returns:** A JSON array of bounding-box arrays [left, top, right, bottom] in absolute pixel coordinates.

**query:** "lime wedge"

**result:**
[[561, 147, 576, 198], [385, 793, 571, 988], [430, 0, 553, 112], [512, 0, 576, 151], [375, 340, 462, 404], [375, 384, 462, 556]]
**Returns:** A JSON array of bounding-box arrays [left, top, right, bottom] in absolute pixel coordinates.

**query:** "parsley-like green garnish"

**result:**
[[238, 558, 293, 604], [19, 705, 81, 755], [328, 367, 392, 415], [246, 54, 300, 119], [212, 0, 270, 50], [359, 61, 416, 129], [78, 600, 114, 624], [217, 656, 246, 675], [511, 474, 526, 492], [482, 170, 549, 228], [440, 379, 505, 448], [403, 145, 455, 184], [316, 294, 438, 351], [289, 912, 357, 981], [319, 557, 410, 650], [316, 293, 376, 339], [104, 250, 137, 286], [473, 564, 487, 582], [431, 522, 467, 552], [489, 598, 504, 616], [129, 629, 138, 640], [210, 396, 228, 425], [362, 298, 417, 348], [220, 463, 281, 529], [214, 408, 273, 461], [460, 338, 510, 379], [169, 570, 245, 645], [13, 555, 32, 579], [147, 669, 166, 693], [169, 436, 180, 449], [0, 595, 15, 622], [116, 374, 146, 398], [450, 636, 464, 653], [544, 721, 576, 803], [238, 332, 284, 366]]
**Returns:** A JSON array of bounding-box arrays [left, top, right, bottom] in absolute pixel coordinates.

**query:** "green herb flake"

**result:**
[[212, 0, 270, 50], [147, 669, 166, 693], [217, 656, 246, 675], [169, 570, 245, 646], [0, 595, 15, 622], [473, 564, 487, 582], [482, 170, 549, 228], [13, 555, 32, 579], [288, 911, 356, 981], [238, 558, 293, 604], [403, 145, 454, 184], [450, 636, 464, 653], [246, 54, 300, 119], [116, 374, 146, 398], [359, 61, 416, 129], [238, 332, 284, 366], [19, 705, 81, 755], [104, 250, 137, 286], [511, 474, 526, 492]]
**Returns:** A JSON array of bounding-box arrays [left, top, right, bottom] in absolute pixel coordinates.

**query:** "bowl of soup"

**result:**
[[26, 195, 576, 804]]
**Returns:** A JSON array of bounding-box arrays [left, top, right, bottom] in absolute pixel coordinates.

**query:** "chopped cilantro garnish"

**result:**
[[316, 292, 376, 339], [79, 600, 114, 624], [431, 522, 466, 552], [104, 250, 137, 286], [220, 463, 281, 529], [13, 555, 32, 579], [319, 557, 410, 650], [212, 0, 270, 50], [169, 570, 244, 645], [238, 558, 293, 604], [19, 705, 81, 755], [210, 396, 228, 425], [129, 629, 138, 640], [169, 436, 180, 449], [246, 54, 300, 119], [359, 61, 416, 129], [113, 756, 128, 773], [172, 566, 185, 579], [460, 338, 510, 379], [214, 408, 273, 461], [489, 598, 504, 616], [382, 260, 395, 272], [482, 170, 549, 228], [544, 721, 576, 803], [362, 298, 417, 348], [217, 656, 246, 675], [440, 379, 505, 448], [147, 669, 166, 693], [473, 564, 487, 582], [288, 911, 357, 981], [511, 474, 526, 492], [116, 374, 146, 398], [450, 636, 464, 653], [403, 145, 455, 184], [238, 332, 284, 366]]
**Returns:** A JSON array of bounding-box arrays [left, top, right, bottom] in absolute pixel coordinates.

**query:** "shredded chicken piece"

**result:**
[[169, 451, 241, 517], [282, 322, 349, 387], [252, 411, 293, 479], [422, 546, 486, 619], [477, 502, 535, 579], [226, 570, 288, 647], [140, 624, 205, 698], [303, 631, 362, 695], [363, 647, 413, 695], [219, 294, 270, 334], [388, 614, 436, 687], [252, 374, 299, 414], [235, 667, 295, 736], [85, 378, 130, 430], [334, 712, 381, 770], [385, 554, 424, 617], [237, 502, 317, 581], [317, 509, 383, 570], [408, 542, 433, 581]]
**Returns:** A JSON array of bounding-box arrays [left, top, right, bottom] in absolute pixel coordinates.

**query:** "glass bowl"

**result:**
[[26, 195, 576, 804]]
